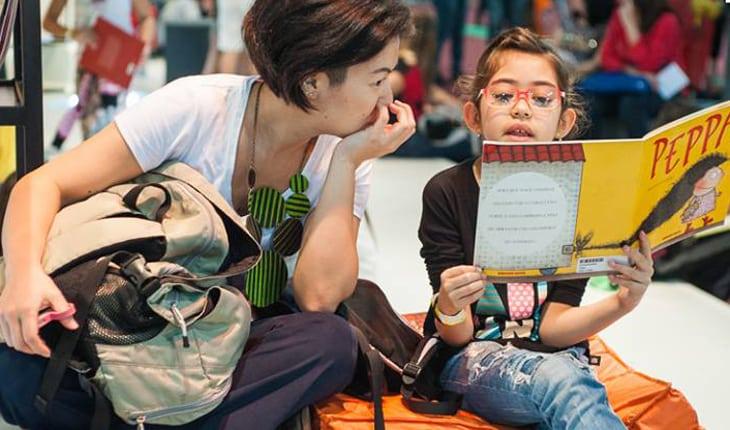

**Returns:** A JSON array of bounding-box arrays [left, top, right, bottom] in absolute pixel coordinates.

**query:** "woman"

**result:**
[[591, 0, 684, 138], [0, 1, 415, 429]]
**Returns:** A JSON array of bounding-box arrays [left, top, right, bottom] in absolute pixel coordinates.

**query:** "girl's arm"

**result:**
[[540, 232, 654, 348], [292, 102, 415, 312], [0, 125, 144, 357], [418, 166, 484, 347]]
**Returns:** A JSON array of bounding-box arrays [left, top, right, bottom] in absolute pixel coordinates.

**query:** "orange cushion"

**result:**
[[314, 314, 700, 430]]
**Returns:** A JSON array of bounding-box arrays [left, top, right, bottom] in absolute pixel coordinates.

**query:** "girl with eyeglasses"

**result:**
[[418, 27, 655, 429]]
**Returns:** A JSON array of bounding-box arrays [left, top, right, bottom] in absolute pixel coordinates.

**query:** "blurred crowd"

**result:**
[[43, 0, 730, 159]]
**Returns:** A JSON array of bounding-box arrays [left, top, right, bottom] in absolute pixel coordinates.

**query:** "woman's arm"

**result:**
[[0, 124, 143, 357], [292, 101, 415, 312], [540, 232, 654, 348]]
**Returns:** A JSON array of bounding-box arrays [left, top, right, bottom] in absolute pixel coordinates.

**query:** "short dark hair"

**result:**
[[456, 27, 589, 139], [244, 0, 412, 111]]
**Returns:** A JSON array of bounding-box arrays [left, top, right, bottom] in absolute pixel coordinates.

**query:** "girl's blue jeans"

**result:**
[[441, 341, 626, 430]]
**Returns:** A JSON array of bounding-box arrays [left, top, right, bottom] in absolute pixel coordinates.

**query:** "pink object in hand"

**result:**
[[38, 303, 77, 328]]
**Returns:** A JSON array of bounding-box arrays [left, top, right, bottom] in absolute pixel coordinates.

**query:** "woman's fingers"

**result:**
[[385, 101, 416, 143], [6, 313, 31, 355], [21, 311, 50, 358]]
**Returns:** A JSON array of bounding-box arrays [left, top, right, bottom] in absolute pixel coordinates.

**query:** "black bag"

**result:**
[[340, 280, 461, 430]]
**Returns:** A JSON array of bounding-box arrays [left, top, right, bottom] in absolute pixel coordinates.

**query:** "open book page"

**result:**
[[474, 101, 730, 282]]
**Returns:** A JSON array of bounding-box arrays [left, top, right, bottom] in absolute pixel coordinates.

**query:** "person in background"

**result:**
[[214, 0, 256, 74], [591, 0, 684, 138], [43, 0, 157, 151], [431, 0, 466, 83]]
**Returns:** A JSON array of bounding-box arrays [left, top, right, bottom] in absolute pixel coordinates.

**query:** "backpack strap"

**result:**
[[34, 256, 111, 415], [121, 183, 172, 221], [350, 325, 385, 430], [401, 335, 461, 415]]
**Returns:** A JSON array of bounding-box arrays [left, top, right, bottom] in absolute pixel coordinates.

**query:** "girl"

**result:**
[[418, 27, 654, 429], [0, 1, 415, 429]]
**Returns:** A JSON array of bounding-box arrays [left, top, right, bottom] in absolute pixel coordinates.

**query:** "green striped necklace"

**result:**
[[244, 82, 314, 308]]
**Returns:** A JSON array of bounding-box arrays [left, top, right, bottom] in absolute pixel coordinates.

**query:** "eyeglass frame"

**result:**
[[477, 83, 566, 111]]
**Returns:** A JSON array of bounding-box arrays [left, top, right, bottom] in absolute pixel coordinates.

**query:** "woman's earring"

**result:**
[[303, 80, 318, 100]]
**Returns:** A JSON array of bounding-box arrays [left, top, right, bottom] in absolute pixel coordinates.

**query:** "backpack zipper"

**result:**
[[129, 378, 232, 426], [170, 303, 190, 348]]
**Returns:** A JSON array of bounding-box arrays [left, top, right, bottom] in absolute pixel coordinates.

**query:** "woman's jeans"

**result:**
[[441, 341, 626, 430]]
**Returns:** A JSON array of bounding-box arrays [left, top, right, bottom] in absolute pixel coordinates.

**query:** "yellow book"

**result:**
[[475, 101, 730, 282]]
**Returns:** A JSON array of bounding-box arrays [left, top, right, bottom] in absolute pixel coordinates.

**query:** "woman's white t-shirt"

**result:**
[[115, 74, 373, 272]]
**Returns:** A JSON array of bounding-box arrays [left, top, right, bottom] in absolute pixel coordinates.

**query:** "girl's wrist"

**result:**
[[433, 292, 460, 316]]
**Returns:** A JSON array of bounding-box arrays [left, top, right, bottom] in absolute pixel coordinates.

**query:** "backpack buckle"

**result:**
[[402, 362, 422, 386], [118, 254, 153, 286]]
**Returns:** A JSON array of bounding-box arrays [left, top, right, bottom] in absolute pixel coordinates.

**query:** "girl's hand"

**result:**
[[336, 100, 416, 166], [0, 266, 78, 357], [609, 231, 655, 311], [437, 266, 487, 315]]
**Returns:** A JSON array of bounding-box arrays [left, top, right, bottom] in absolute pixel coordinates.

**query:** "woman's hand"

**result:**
[[609, 231, 655, 311], [336, 100, 416, 166], [617, 0, 641, 45], [0, 266, 78, 357], [437, 265, 487, 315]]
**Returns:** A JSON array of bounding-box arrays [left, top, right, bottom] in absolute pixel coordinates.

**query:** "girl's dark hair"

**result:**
[[456, 27, 589, 138], [634, 0, 671, 34], [244, 0, 412, 111]]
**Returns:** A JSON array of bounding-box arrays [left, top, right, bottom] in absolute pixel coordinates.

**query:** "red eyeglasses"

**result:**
[[479, 83, 565, 110]]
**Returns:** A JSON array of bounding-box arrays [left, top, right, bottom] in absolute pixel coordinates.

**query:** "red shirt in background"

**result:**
[[600, 11, 685, 74]]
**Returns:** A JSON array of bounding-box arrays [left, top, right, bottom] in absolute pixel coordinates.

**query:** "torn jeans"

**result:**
[[440, 341, 625, 430]]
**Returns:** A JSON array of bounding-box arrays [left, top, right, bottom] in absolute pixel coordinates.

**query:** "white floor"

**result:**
[[2, 59, 729, 430]]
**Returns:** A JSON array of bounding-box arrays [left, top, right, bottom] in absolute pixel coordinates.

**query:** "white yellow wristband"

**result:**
[[432, 294, 467, 326]]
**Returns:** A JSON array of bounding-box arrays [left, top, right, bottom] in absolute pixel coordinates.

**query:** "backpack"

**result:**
[[340, 280, 461, 430], [0, 162, 261, 429]]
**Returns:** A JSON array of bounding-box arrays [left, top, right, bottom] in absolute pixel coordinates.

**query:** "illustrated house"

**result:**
[[475, 143, 586, 272]]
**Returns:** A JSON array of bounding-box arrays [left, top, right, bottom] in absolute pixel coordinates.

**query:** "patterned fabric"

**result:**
[[507, 283, 534, 320], [474, 282, 549, 343]]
